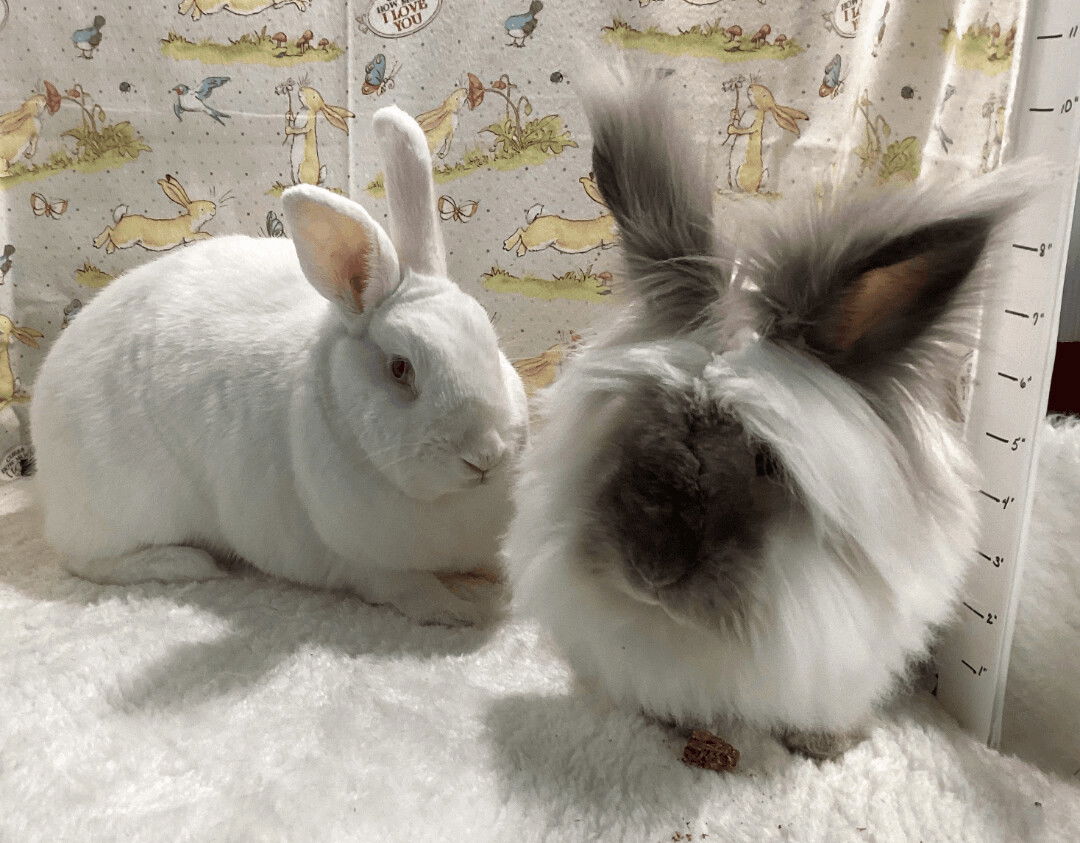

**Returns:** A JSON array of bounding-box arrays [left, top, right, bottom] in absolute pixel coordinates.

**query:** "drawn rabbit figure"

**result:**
[[0, 93, 53, 178], [414, 88, 469, 160], [285, 85, 354, 186], [502, 174, 617, 256], [93, 175, 215, 253], [32, 106, 528, 626], [178, 0, 309, 21], [726, 83, 808, 194], [1, 314, 43, 412]]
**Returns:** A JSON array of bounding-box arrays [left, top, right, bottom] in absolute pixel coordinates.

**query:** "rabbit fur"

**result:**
[[31, 106, 528, 626], [503, 66, 1031, 754]]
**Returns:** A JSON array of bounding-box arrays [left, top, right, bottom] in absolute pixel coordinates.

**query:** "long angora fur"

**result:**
[[503, 66, 1031, 743]]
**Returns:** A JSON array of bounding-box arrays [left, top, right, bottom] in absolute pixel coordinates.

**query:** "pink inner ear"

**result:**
[[832, 255, 932, 350], [296, 208, 374, 313]]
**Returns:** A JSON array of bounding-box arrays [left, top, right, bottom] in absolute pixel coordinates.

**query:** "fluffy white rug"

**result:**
[[2, 419, 1079, 842]]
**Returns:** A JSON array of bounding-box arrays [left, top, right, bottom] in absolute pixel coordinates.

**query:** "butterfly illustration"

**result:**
[[265, 210, 286, 237], [438, 195, 479, 223], [30, 192, 69, 219], [362, 53, 399, 97], [819, 54, 844, 98]]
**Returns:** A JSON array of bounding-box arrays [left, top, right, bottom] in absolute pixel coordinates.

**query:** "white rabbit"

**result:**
[[31, 106, 528, 626], [503, 66, 1030, 757]]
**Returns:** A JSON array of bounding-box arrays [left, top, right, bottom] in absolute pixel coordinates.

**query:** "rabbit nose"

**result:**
[[460, 431, 508, 475]]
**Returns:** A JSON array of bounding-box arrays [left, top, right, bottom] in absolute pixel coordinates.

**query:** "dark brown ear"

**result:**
[[809, 216, 995, 367]]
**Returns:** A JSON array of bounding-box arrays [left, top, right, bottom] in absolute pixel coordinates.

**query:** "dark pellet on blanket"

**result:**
[[681, 729, 739, 772]]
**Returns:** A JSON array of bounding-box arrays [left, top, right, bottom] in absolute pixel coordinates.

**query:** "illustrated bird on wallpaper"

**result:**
[[72, 15, 105, 59], [504, 1, 542, 48], [172, 77, 231, 126]]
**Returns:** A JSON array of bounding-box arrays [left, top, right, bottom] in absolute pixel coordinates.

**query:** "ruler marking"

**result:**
[[985, 432, 1009, 443], [963, 601, 986, 619], [1036, 33, 1063, 39], [979, 489, 1001, 503], [1012, 243, 1039, 251], [1028, 107, 1055, 112], [997, 371, 1019, 382], [1004, 308, 1030, 318]]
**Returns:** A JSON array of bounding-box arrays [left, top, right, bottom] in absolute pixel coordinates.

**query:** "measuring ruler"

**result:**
[[935, 3, 1080, 746]]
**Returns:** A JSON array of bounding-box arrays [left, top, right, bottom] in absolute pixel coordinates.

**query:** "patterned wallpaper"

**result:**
[[0, 0, 1024, 480]]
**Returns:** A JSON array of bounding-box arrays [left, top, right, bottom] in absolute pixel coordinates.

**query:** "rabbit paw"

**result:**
[[778, 727, 865, 761], [357, 570, 484, 628]]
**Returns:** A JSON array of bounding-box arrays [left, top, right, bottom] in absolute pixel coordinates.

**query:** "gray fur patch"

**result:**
[[586, 386, 783, 631]]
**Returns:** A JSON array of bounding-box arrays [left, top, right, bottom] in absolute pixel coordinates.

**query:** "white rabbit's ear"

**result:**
[[282, 185, 401, 315], [372, 105, 448, 278]]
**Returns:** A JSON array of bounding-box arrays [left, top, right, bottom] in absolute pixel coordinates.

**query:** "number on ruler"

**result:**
[[997, 371, 1032, 388], [977, 550, 1004, 568], [962, 659, 987, 677], [1072, 24, 1079, 38], [1062, 97, 1078, 114], [1011, 242, 1052, 255], [979, 489, 1015, 509], [1004, 309, 1048, 325]]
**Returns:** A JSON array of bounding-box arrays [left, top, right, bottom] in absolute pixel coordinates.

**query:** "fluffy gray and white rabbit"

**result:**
[[31, 106, 528, 626], [503, 68, 1027, 757]]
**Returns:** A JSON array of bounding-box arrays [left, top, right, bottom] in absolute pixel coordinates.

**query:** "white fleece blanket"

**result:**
[[2, 420, 1079, 842]]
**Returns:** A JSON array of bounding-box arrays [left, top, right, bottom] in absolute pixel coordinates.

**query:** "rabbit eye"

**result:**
[[389, 357, 414, 385], [754, 446, 783, 482]]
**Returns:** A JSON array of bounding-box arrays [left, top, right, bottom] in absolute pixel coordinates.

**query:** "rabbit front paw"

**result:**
[[778, 727, 865, 761], [354, 569, 484, 627]]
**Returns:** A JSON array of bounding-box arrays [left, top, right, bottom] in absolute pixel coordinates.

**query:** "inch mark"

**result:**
[[1004, 308, 1030, 318], [987, 431, 1028, 450], [1012, 242, 1052, 255], [1036, 33, 1063, 39], [997, 371, 1032, 388], [963, 601, 985, 620], [962, 660, 988, 677], [979, 489, 1015, 509], [977, 551, 1004, 568], [964, 602, 999, 624], [985, 431, 1009, 444]]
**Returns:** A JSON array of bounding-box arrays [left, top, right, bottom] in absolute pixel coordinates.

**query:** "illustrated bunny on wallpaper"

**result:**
[[32, 106, 527, 626], [0, 314, 42, 413], [93, 175, 216, 253], [502, 174, 616, 256], [178, 0, 309, 21], [414, 88, 469, 160], [504, 66, 1029, 759], [0, 92, 56, 178], [726, 82, 808, 194], [285, 85, 354, 186]]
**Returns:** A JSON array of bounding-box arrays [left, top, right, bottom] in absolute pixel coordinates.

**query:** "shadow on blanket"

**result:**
[[0, 489, 501, 712]]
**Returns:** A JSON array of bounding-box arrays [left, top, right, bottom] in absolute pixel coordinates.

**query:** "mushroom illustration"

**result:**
[[774, 34, 788, 48], [270, 31, 287, 53], [296, 30, 313, 54], [317, 37, 330, 51], [749, 24, 771, 46], [724, 25, 742, 41]]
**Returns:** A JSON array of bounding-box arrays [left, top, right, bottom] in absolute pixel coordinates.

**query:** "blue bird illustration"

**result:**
[[819, 54, 844, 98], [361, 53, 398, 97], [172, 77, 231, 126], [72, 15, 105, 59], [504, 1, 541, 48]]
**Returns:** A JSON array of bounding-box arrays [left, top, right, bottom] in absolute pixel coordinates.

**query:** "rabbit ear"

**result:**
[[577, 64, 722, 336], [158, 175, 191, 208], [372, 105, 447, 279], [282, 185, 401, 315], [746, 168, 1033, 375]]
